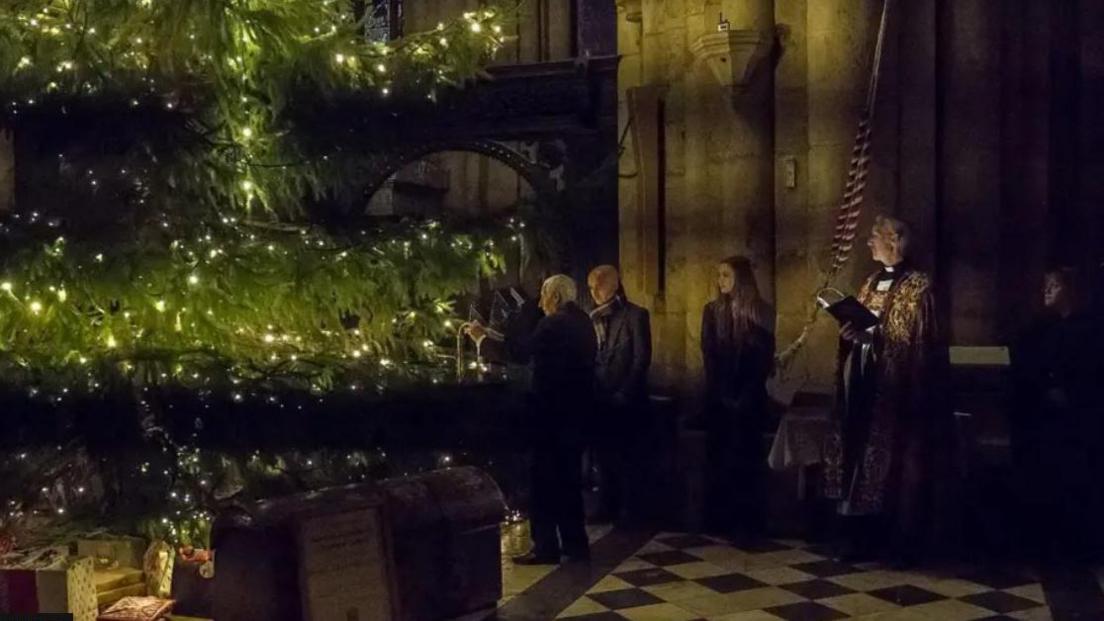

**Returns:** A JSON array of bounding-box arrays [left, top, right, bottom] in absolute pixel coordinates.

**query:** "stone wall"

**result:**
[[617, 0, 777, 395], [618, 0, 1104, 398]]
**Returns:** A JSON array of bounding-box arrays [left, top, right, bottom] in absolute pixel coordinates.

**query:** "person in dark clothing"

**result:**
[[467, 274, 597, 564], [824, 217, 948, 567], [700, 256, 775, 541], [587, 265, 652, 523], [1012, 267, 1104, 560]]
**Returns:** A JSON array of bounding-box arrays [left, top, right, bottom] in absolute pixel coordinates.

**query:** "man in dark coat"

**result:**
[[587, 265, 652, 523], [468, 274, 596, 564]]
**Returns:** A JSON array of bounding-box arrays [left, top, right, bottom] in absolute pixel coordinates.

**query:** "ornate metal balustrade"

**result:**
[[301, 55, 619, 207]]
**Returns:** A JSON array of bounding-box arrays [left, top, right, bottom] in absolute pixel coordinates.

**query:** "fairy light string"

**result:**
[[0, 2, 533, 547]]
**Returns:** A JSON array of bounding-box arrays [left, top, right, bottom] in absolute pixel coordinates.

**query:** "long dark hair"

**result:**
[[714, 256, 772, 343]]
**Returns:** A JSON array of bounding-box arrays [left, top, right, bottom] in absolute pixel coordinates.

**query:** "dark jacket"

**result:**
[[1012, 311, 1103, 438], [511, 302, 598, 440], [591, 298, 652, 403], [700, 299, 775, 424]]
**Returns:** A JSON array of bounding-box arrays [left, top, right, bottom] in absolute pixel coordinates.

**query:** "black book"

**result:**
[[817, 293, 879, 331]]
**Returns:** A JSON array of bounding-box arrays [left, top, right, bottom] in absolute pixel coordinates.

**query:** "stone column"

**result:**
[[775, 0, 881, 390], [617, 0, 646, 300], [996, 0, 1051, 337], [676, 0, 775, 389], [772, 0, 813, 388], [897, 0, 937, 270], [939, 0, 1004, 345]]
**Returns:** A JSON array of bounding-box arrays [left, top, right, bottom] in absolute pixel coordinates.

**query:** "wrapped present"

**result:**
[[91, 562, 145, 608], [97, 581, 147, 607], [97, 595, 174, 621], [78, 536, 148, 570], [0, 550, 98, 621], [142, 541, 173, 599], [93, 568, 144, 593]]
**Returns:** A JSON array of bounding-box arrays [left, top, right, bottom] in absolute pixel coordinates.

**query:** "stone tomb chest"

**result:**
[[212, 467, 505, 621]]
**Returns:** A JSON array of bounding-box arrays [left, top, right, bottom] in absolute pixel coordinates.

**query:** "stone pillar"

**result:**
[[996, 0, 1052, 337], [715, 0, 776, 308], [773, 0, 881, 390], [773, 0, 814, 388], [645, 0, 688, 389], [617, 0, 777, 393], [682, 0, 776, 386], [897, 0, 937, 270], [617, 0, 646, 300], [939, 0, 1004, 345]]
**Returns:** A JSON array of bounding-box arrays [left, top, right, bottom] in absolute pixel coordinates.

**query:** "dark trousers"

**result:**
[[594, 403, 635, 520], [530, 442, 589, 557], [596, 445, 624, 519], [705, 414, 765, 537]]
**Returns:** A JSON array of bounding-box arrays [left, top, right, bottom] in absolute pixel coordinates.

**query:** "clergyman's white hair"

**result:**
[[541, 274, 577, 305]]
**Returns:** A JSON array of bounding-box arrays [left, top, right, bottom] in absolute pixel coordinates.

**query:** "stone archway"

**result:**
[[361, 139, 556, 206]]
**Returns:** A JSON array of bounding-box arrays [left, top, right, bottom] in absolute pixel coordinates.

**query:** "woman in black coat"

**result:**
[[701, 256, 775, 540]]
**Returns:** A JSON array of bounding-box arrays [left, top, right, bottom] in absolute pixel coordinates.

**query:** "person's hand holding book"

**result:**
[[840, 321, 872, 344]]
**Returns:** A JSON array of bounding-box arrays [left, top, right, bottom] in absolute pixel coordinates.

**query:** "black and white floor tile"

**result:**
[[535, 533, 1051, 621]]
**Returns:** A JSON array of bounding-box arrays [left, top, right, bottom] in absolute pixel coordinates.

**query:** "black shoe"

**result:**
[[512, 552, 560, 565]]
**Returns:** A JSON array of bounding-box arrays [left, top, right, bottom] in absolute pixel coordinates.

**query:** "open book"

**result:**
[[816, 289, 879, 331]]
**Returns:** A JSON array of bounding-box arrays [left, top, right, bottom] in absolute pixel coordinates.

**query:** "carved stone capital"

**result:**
[[689, 30, 771, 93]]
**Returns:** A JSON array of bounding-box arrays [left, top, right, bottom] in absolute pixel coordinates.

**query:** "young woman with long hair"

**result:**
[[701, 256, 775, 541]]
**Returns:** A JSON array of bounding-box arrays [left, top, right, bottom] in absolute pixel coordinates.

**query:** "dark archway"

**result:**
[[362, 139, 556, 207]]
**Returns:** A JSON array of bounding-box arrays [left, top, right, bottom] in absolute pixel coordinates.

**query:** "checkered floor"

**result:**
[[553, 533, 1051, 620]]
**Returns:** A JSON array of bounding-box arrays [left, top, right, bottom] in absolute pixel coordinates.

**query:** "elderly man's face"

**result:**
[[588, 272, 618, 306], [867, 224, 900, 266]]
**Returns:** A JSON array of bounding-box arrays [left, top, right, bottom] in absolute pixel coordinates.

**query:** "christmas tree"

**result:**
[[0, 0, 527, 547]]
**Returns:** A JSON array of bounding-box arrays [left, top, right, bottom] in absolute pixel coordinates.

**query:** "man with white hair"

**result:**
[[824, 215, 947, 566], [468, 274, 597, 564]]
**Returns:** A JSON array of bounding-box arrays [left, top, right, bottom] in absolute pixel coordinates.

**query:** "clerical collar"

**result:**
[[879, 262, 907, 278]]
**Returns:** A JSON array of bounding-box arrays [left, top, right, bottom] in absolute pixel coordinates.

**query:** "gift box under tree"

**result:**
[[0, 552, 98, 621], [77, 536, 147, 570]]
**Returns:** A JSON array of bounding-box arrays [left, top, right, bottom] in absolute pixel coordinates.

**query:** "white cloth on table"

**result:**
[[768, 407, 832, 471]]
